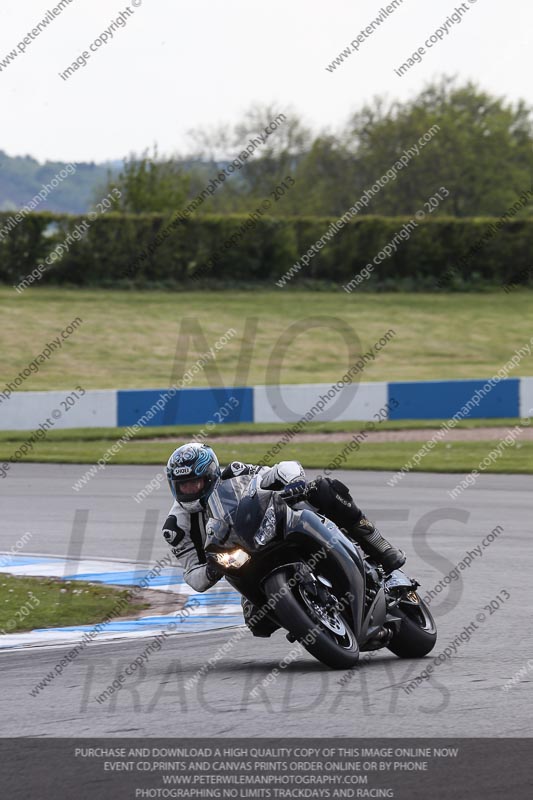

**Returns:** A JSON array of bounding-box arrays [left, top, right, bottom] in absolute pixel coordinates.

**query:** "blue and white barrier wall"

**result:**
[[0, 378, 531, 431], [0, 390, 117, 431]]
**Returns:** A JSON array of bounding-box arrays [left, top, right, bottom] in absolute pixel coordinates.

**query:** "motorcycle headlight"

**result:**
[[212, 548, 251, 569], [254, 506, 277, 546]]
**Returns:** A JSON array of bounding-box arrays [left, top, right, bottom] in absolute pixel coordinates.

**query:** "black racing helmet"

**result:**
[[166, 442, 220, 507]]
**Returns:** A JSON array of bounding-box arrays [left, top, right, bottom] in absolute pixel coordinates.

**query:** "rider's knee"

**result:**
[[308, 476, 362, 528]]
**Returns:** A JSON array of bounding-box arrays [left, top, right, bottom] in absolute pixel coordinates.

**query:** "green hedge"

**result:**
[[1, 211, 532, 290]]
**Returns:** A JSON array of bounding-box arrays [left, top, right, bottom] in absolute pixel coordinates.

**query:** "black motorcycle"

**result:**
[[205, 475, 437, 669]]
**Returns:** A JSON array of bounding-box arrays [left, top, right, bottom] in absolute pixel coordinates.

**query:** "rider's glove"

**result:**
[[205, 555, 224, 584], [279, 479, 308, 501]]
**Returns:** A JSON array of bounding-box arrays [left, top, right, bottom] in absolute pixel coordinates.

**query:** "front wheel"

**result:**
[[387, 593, 437, 658], [264, 568, 359, 669]]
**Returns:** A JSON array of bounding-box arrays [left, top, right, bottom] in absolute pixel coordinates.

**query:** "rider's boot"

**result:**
[[307, 477, 406, 574], [346, 516, 406, 574]]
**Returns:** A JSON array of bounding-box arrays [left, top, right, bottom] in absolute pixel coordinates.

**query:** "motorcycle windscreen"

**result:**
[[207, 476, 274, 548]]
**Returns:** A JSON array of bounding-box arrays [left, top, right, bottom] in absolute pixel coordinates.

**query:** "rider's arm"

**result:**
[[162, 506, 219, 593], [220, 461, 262, 479], [221, 459, 305, 491], [259, 460, 306, 490], [221, 459, 307, 500], [176, 541, 219, 593]]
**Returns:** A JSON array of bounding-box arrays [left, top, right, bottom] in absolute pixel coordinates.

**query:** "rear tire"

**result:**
[[264, 568, 359, 669], [387, 596, 437, 658]]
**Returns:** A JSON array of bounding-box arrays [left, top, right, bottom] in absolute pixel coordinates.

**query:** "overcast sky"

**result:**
[[1, 0, 531, 163]]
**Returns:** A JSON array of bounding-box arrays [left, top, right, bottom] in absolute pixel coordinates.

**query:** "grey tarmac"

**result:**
[[0, 464, 531, 737]]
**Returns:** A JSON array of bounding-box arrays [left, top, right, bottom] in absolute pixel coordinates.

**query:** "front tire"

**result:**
[[264, 568, 359, 669], [387, 595, 437, 658]]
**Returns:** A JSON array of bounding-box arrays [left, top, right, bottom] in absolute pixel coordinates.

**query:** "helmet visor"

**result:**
[[171, 475, 207, 503]]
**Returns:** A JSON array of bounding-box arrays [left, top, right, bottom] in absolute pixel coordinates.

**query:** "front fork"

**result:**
[[294, 563, 338, 608]]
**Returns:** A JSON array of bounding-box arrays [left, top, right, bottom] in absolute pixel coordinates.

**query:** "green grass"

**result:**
[[0, 418, 524, 444], [1, 431, 530, 474], [0, 574, 149, 633], [160, 440, 533, 475], [2, 288, 533, 389]]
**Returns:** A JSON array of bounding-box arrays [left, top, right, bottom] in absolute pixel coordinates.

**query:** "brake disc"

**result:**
[[299, 587, 347, 636]]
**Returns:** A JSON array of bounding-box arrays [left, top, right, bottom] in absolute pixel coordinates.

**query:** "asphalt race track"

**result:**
[[0, 464, 531, 737]]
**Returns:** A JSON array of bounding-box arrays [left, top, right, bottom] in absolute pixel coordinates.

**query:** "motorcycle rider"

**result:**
[[162, 442, 405, 636]]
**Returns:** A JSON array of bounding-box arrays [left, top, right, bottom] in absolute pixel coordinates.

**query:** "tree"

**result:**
[[103, 147, 190, 213], [96, 83, 533, 219], [290, 135, 359, 216], [342, 77, 533, 217], [187, 105, 312, 212]]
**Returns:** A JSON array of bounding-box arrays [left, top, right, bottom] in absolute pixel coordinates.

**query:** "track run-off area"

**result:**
[[0, 464, 531, 737]]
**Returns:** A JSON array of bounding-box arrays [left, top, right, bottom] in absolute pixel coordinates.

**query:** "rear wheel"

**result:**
[[387, 592, 437, 658], [264, 567, 359, 669]]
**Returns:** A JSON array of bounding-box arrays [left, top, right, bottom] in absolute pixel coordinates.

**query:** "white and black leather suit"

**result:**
[[162, 460, 404, 594]]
